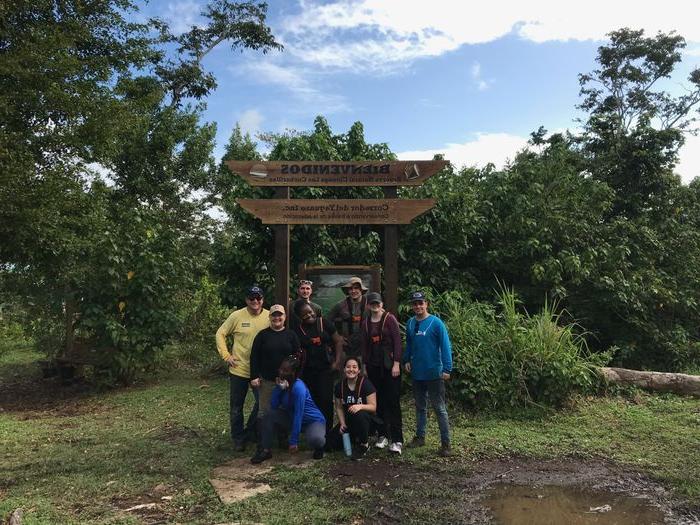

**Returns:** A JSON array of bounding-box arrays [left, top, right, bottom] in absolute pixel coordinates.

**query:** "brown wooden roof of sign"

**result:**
[[226, 160, 448, 187], [237, 198, 436, 224]]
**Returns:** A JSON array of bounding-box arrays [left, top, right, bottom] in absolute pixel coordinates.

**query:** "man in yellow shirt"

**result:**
[[216, 285, 270, 451]]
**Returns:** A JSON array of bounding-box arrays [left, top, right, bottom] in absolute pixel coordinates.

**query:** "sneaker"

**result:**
[[406, 436, 425, 448], [388, 442, 403, 455], [313, 448, 324, 460], [375, 436, 389, 449], [250, 449, 272, 464], [351, 443, 369, 461], [438, 443, 452, 457], [233, 440, 246, 452]]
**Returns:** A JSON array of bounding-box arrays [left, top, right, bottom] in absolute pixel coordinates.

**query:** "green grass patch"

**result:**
[[1, 343, 698, 523]]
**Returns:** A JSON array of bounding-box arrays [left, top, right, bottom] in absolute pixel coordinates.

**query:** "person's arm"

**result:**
[[348, 383, 377, 414], [216, 312, 238, 367], [403, 318, 413, 373], [438, 319, 453, 379], [387, 314, 402, 377], [289, 382, 305, 447], [334, 397, 347, 432], [249, 331, 263, 386], [270, 385, 283, 410]]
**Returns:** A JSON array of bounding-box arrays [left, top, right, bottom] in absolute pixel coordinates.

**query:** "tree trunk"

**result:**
[[599, 367, 700, 397]]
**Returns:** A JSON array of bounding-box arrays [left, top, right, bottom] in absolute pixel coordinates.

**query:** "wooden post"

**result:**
[[384, 186, 399, 316], [273, 186, 290, 308]]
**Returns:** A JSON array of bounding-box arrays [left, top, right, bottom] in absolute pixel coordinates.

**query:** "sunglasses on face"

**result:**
[[247, 296, 263, 302], [299, 280, 313, 286]]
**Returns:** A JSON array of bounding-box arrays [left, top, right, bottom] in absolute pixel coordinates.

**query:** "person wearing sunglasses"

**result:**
[[328, 276, 370, 359], [402, 291, 453, 457], [216, 285, 270, 452], [289, 279, 322, 332]]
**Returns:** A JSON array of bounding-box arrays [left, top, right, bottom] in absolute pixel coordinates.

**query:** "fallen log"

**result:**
[[599, 367, 700, 397]]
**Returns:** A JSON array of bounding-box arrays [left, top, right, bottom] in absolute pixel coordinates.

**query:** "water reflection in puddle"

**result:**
[[483, 484, 665, 525]]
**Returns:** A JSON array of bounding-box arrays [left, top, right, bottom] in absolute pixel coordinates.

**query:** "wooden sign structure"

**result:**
[[230, 160, 449, 313]]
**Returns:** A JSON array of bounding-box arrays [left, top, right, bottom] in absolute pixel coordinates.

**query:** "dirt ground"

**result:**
[[326, 456, 700, 525]]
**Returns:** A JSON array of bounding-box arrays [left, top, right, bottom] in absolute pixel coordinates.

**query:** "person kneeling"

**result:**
[[251, 356, 326, 464], [333, 356, 378, 460]]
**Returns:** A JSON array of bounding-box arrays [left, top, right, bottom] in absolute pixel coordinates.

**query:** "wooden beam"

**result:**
[[273, 187, 290, 309], [227, 160, 448, 187], [383, 187, 399, 316], [237, 198, 435, 225]]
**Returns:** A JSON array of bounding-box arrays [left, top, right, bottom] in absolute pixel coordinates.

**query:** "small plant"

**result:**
[[428, 287, 611, 408]]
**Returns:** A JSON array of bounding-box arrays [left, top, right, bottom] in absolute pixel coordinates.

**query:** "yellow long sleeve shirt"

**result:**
[[216, 307, 270, 379]]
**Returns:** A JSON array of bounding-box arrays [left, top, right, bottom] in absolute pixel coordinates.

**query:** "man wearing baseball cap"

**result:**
[[402, 291, 454, 456], [216, 285, 270, 451]]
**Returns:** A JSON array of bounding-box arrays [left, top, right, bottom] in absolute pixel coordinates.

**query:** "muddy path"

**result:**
[[326, 456, 700, 524]]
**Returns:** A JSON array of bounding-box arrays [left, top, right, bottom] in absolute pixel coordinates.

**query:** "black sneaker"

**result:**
[[233, 440, 246, 452], [407, 436, 425, 449], [313, 448, 324, 460], [351, 444, 369, 461], [438, 443, 452, 457], [250, 448, 272, 464]]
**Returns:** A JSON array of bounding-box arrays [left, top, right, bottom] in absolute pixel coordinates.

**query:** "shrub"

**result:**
[[428, 287, 610, 408]]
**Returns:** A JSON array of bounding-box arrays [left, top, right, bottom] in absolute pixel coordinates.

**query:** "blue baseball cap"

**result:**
[[409, 291, 426, 303]]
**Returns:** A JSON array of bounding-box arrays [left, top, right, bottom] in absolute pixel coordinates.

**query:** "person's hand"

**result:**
[[225, 355, 238, 367], [277, 379, 289, 390], [250, 378, 261, 388], [288, 444, 298, 453], [404, 362, 411, 374], [391, 362, 400, 378], [442, 372, 451, 381], [348, 404, 362, 414], [339, 423, 347, 433]]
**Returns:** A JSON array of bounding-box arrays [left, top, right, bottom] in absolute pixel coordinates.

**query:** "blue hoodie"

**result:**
[[270, 379, 325, 446], [403, 314, 453, 381]]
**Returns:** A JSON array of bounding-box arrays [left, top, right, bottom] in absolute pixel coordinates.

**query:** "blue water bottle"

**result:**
[[342, 432, 352, 457]]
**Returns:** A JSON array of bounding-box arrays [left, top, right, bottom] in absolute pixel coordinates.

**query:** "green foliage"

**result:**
[[214, 116, 395, 303], [428, 288, 610, 408]]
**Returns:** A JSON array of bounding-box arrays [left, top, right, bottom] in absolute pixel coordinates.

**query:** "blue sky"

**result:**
[[140, 0, 700, 182]]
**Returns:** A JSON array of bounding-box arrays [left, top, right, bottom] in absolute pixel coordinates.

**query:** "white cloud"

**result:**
[[237, 109, 264, 136], [471, 61, 492, 91], [397, 131, 699, 184], [677, 133, 700, 184], [397, 132, 530, 170], [164, 1, 202, 36], [232, 61, 348, 114], [282, 0, 700, 71]]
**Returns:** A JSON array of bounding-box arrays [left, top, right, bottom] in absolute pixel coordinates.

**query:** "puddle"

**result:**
[[483, 484, 665, 525]]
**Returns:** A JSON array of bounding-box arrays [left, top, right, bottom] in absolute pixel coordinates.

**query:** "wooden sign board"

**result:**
[[237, 199, 435, 224], [226, 160, 448, 187]]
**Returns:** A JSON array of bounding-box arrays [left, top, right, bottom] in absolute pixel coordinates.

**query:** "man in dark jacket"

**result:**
[[328, 276, 369, 358]]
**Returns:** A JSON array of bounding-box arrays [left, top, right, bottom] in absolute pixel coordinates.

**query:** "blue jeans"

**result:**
[[412, 378, 450, 445], [230, 374, 259, 443]]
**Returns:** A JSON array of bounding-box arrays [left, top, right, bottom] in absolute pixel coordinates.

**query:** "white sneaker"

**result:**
[[375, 436, 389, 449], [388, 442, 402, 455]]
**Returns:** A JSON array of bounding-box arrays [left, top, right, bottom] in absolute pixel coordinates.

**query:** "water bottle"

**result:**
[[342, 432, 352, 457]]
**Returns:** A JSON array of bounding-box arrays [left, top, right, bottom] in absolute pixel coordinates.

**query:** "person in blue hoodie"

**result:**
[[250, 355, 326, 464], [402, 291, 453, 457]]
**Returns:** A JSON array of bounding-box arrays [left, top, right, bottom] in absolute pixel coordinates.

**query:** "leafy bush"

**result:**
[[428, 288, 611, 408]]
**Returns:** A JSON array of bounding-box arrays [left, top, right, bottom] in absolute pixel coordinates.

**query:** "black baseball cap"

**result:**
[[246, 285, 264, 298], [366, 292, 383, 304], [409, 291, 426, 303]]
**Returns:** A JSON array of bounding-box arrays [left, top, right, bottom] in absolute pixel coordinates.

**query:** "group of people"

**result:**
[[215, 277, 454, 464]]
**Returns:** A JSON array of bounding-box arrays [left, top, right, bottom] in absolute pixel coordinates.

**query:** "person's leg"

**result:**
[[304, 421, 327, 451], [261, 409, 291, 451], [386, 373, 404, 446], [347, 410, 371, 445], [318, 369, 336, 436], [229, 375, 250, 447], [243, 383, 259, 443], [412, 379, 429, 440], [367, 366, 388, 442], [257, 379, 275, 420], [427, 379, 450, 446]]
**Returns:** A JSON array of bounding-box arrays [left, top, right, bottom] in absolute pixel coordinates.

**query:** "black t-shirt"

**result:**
[[334, 377, 376, 407], [250, 327, 300, 380], [294, 317, 336, 370]]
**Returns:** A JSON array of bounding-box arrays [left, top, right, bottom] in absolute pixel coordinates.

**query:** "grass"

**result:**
[[1, 342, 699, 524]]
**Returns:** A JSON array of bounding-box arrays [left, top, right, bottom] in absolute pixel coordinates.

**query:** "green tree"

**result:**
[[0, 0, 281, 380]]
